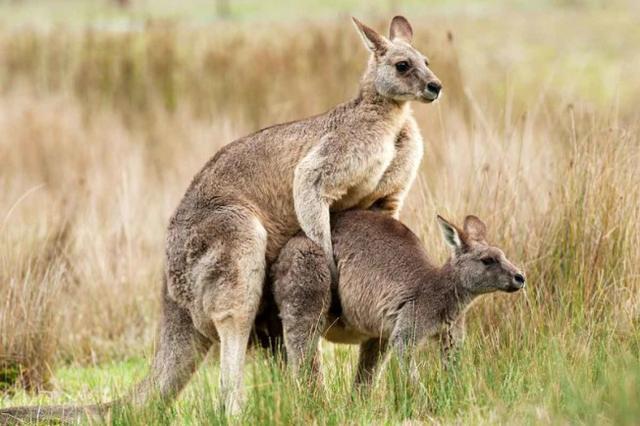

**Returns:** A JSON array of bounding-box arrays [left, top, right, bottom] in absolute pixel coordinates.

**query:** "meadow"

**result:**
[[0, 1, 639, 424]]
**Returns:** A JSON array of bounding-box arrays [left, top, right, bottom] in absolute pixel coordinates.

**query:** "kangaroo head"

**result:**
[[437, 215, 525, 294], [352, 16, 442, 103]]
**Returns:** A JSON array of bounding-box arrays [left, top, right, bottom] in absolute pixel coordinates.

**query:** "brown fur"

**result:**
[[272, 210, 525, 387], [1, 16, 440, 422]]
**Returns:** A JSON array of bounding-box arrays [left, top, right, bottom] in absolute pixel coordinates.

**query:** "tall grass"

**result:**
[[0, 6, 639, 424]]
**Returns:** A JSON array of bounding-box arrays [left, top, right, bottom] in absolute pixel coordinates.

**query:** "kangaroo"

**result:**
[[1, 16, 441, 423], [272, 210, 525, 387]]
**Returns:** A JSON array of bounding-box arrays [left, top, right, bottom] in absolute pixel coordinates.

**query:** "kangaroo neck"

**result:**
[[354, 82, 406, 114], [346, 89, 409, 135], [353, 62, 408, 119], [435, 262, 478, 321]]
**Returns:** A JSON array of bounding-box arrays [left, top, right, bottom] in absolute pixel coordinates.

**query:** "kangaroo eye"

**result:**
[[481, 257, 497, 266], [395, 61, 410, 73]]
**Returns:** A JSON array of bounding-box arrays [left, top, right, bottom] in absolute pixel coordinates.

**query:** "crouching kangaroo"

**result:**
[[1, 15, 441, 423], [272, 210, 525, 387]]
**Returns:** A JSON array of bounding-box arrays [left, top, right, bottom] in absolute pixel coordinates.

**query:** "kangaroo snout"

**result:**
[[508, 272, 526, 292], [423, 80, 442, 102]]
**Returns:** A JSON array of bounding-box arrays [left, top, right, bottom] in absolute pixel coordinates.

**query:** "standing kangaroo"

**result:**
[[272, 210, 525, 386], [1, 16, 441, 423]]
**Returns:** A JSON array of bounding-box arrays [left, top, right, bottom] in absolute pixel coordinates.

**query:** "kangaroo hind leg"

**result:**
[[198, 210, 268, 415], [272, 235, 331, 382], [354, 338, 388, 389]]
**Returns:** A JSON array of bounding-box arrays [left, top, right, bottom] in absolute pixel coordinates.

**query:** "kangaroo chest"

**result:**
[[332, 136, 396, 211]]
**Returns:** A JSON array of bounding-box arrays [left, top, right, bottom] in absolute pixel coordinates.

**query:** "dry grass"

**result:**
[[0, 4, 639, 423]]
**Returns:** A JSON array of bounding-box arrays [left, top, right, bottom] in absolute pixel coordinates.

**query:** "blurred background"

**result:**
[[0, 0, 638, 423]]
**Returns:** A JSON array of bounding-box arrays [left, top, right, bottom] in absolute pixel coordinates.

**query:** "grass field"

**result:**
[[1, 0, 639, 424]]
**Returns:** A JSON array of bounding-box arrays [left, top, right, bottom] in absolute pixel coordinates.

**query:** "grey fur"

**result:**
[[1, 16, 440, 423], [272, 210, 525, 387]]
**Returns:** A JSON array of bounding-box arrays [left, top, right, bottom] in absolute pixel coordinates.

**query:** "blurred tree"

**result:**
[[113, 0, 130, 8]]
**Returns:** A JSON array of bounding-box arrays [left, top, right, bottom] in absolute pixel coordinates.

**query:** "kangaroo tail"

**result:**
[[0, 403, 108, 425], [1, 281, 211, 425]]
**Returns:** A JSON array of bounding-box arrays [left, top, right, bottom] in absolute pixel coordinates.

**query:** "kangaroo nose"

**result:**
[[514, 273, 525, 285], [426, 81, 442, 95]]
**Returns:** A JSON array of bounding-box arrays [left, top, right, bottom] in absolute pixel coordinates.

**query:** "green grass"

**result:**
[[4, 326, 638, 424]]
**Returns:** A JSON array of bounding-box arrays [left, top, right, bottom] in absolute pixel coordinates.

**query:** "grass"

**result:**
[[1, 0, 639, 424], [5, 334, 639, 424]]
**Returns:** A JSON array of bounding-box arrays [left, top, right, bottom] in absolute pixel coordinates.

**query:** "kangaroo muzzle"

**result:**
[[422, 80, 442, 102], [507, 273, 526, 292]]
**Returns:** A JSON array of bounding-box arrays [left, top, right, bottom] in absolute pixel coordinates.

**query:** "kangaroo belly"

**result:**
[[322, 315, 372, 344], [326, 275, 398, 342]]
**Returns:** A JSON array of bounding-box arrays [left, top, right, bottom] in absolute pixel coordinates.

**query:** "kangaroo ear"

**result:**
[[352, 17, 389, 53], [463, 215, 487, 243], [389, 16, 413, 43], [437, 215, 465, 252]]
